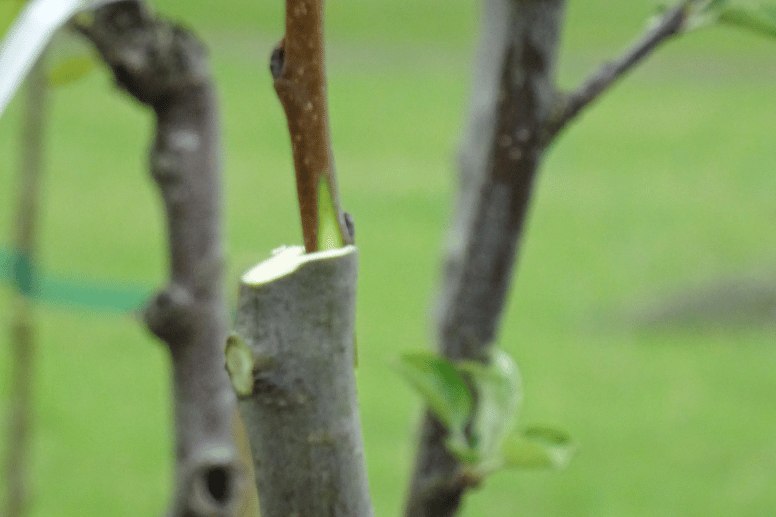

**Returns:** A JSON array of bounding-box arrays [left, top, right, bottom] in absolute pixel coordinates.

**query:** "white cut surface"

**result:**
[[242, 245, 356, 285]]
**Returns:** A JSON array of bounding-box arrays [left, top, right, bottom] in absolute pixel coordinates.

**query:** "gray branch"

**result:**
[[540, 1, 692, 147], [404, 1, 565, 516], [230, 245, 373, 517], [76, 3, 241, 516]]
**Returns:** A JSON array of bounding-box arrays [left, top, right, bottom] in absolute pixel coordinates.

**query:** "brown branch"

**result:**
[[270, 0, 352, 252], [5, 49, 47, 517], [540, 0, 692, 147], [404, 0, 565, 516], [75, 3, 242, 516]]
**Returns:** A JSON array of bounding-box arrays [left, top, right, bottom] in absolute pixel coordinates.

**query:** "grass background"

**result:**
[[1, 0, 776, 515]]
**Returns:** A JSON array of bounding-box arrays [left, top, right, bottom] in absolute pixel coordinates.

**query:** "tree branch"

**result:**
[[5, 49, 47, 517], [229, 245, 373, 517], [270, 0, 352, 252], [75, 3, 241, 516], [540, 0, 692, 147], [404, 1, 565, 516], [405, 2, 702, 515]]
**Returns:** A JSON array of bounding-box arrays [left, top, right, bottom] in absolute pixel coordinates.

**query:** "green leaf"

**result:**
[[395, 352, 473, 449], [699, 0, 727, 13], [458, 348, 522, 467], [718, 4, 776, 38], [317, 174, 343, 250], [502, 427, 575, 470], [47, 55, 94, 86], [45, 29, 99, 87], [687, 1, 776, 37]]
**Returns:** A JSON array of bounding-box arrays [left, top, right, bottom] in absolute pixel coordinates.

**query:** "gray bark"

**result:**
[[405, 1, 565, 516], [404, 1, 704, 515], [231, 245, 373, 517], [75, 3, 241, 516]]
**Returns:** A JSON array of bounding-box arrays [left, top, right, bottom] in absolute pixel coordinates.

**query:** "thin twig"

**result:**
[[270, 0, 352, 252], [5, 49, 47, 517], [541, 1, 692, 147]]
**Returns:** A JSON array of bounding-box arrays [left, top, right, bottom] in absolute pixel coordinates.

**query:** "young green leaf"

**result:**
[[458, 348, 522, 467], [47, 55, 94, 86], [718, 4, 776, 38], [686, 1, 776, 37], [44, 29, 98, 87], [501, 426, 575, 470], [395, 352, 473, 449], [699, 0, 727, 13]]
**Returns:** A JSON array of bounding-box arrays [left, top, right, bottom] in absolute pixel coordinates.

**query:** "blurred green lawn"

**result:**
[[2, 0, 776, 516]]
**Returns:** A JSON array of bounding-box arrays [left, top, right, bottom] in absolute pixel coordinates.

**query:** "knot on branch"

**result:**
[[150, 138, 196, 208], [175, 445, 242, 517], [143, 283, 195, 344], [150, 144, 182, 183], [76, 3, 210, 107]]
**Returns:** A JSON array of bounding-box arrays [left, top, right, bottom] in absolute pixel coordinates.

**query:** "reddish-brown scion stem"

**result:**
[[271, 0, 351, 252]]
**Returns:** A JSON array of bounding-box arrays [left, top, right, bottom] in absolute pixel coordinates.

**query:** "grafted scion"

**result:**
[[270, 0, 353, 252]]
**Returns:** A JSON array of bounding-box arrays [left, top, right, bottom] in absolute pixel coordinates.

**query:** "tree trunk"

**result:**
[[405, 1, 565, 515], [229, 245, 373, 517]]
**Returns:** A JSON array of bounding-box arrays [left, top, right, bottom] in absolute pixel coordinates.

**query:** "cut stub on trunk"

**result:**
[[229, 245, 373, 517]]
